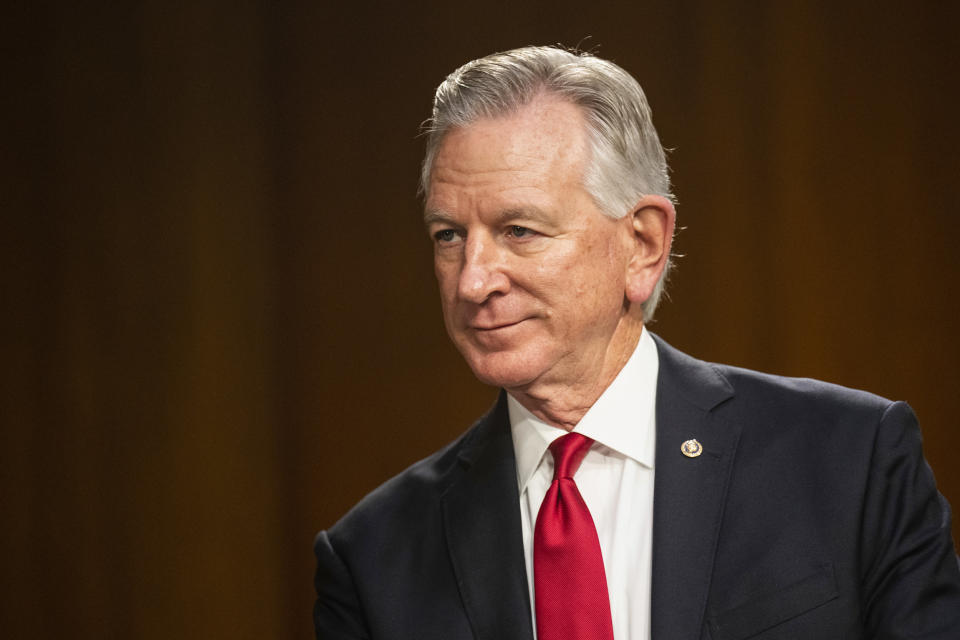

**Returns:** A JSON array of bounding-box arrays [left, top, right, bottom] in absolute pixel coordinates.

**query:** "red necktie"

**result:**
[[534, 433, 614, 640]]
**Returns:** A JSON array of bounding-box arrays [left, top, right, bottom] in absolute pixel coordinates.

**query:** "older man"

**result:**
[[314, 46, 960, 640]]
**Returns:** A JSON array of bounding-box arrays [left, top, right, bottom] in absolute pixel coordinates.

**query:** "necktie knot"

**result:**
[[549, 433, 593, 480]]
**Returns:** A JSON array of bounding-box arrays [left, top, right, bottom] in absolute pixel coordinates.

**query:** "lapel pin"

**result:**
[[681, 439, 703, 458]]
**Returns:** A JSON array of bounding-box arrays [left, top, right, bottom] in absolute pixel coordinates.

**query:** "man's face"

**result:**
[[425, 97, 639, 392]]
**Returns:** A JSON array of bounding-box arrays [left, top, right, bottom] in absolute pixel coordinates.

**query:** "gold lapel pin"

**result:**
[[681, 439, 703, 458]]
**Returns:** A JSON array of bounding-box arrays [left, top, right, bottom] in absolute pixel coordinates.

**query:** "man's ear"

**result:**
[[623, 194, 676, 305]]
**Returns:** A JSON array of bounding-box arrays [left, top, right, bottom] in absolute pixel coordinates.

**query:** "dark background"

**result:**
[[3, 2, 958, 638]]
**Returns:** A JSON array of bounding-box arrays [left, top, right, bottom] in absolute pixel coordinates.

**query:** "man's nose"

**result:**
[[458, 235, 510, 303]]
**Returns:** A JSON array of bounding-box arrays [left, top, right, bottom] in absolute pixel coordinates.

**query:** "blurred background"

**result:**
[[3, 1, 958, 638]]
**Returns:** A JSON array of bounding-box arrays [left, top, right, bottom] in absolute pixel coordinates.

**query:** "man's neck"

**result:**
[[507, 319, 645, 431]]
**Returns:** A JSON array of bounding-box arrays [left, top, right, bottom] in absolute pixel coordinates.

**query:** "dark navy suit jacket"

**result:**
[[314, 335, 960, 639]]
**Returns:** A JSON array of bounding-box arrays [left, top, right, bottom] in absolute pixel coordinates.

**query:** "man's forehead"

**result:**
[[423, 170, 579, 224], [425, 98, 591, 210]]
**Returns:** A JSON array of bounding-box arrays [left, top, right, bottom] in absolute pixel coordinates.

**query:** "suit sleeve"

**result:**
[[859, 401, 960, 637], [314, 530, 370, 640]]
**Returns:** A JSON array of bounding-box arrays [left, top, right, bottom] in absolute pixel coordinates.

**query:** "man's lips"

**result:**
[[470, 319, 527, 331]]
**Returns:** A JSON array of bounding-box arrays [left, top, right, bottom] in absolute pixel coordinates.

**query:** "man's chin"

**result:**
[[462, 352, 542, 390]]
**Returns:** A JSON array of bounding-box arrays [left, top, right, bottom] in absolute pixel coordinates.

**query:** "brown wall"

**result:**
[[4, 2, 958, 638]]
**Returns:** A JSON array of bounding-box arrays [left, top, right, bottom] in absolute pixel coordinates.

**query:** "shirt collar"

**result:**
[[508, 328, 659, 494]]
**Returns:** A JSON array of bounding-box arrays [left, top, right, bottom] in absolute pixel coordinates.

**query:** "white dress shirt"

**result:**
[[508, 328, 659, 640]]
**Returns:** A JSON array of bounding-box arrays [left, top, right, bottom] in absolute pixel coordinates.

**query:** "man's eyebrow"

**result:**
[[423, 206, 553, 226], [496, 206, 552, 226], [423, 209, 455, 226]]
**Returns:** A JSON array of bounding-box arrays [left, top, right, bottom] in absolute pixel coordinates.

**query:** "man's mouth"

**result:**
[[471, 319, 526, 331]]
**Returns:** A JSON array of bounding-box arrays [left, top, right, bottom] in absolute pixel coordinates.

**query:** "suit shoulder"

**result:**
[[653, 333, 897, 415], [329, 430, 462, 537], [323, 399, 502, 548], [716, 362, 895, 413], [703, 361, 921, 454]]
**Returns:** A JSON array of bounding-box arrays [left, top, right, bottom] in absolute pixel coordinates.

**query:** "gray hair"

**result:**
[[420, 45, 674, 321]]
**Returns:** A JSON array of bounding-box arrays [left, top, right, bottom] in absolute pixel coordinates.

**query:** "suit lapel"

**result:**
[[650, 335, 741, 640], [442, 393, 534, 640]]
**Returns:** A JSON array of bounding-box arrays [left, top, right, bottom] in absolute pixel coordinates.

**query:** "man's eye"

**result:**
[[509, 226, 535, 238], [434, 229, 460, 243]]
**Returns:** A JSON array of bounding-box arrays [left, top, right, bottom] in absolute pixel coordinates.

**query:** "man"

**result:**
[[314, 46, 960, 639]]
